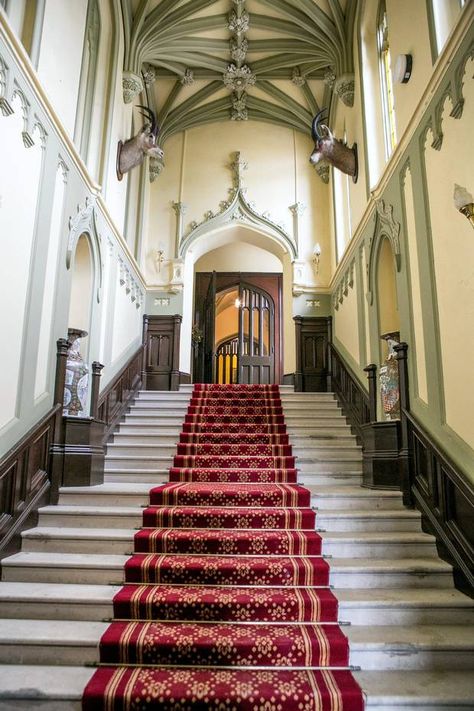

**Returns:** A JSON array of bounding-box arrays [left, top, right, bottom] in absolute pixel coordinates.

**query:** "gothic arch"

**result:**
[[366, 199, 401, 306]]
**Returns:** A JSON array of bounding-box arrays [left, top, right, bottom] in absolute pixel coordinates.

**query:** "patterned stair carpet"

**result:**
[[83, 384, 364, 710]]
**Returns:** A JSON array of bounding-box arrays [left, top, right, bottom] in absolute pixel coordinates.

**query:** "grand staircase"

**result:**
[[0, 385, 473, 709]]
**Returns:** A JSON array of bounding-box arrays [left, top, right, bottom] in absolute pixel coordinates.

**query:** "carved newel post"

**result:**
[[394, 342, 413, 506], [90, 361, 104, 419], [363, 364, 378, 422]]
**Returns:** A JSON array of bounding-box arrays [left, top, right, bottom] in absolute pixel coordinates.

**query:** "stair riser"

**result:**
[[0, 645, 98, 666], [104, 459, 173, 471], [299, 474, 362, 487], [38, 513, 142, 528], [116, 427, 184, 436], [130, 405, 189, 412], [21, 536, 437, 559], [104, 472, 169, 484], [112, 436, 179, 445], [298, 460, 362, 472], [107, 446, 177, 457], [341, 607, 474, 626], [1, 643, 471, 672], [313, 497, 402, 510], [58, 493, 148, 506], [350, 649, 474, 671], [330, 572, 453, 589], [316, 517, 421, 532], [2, 565, 454, 588], [0, 601, 113, 621], [285, 418, 349, 426]]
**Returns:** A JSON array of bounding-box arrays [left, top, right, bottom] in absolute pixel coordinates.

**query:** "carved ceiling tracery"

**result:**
[[120, 0, 357, 151]]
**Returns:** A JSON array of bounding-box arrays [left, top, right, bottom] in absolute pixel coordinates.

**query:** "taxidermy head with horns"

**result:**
[[310, 109, 358, 182], [116, 105, 163, 181]]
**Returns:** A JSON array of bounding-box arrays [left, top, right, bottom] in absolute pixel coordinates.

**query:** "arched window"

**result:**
[[377, 0, 397, 158], [428, 0, 466, 60]]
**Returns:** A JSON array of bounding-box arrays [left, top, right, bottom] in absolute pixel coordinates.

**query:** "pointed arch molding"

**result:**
[[66, 196, 103, 303], [366, 199, 402, 306], [178, 181, 297, 261]]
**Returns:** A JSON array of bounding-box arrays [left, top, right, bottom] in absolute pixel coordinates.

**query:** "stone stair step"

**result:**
[[308, 485, 404, 510], [58, 483, 151, 507], [106, 443, 177, 457], [356, 669, 474, 710], [297, 458, 362, 473], [0, 665, 93, 710], [115, 424, 184, 436], [104, 470, 169, 484], [320, 531, 437, 558], [111, 433, 179, 445], [104, 455, 174, 471], [346, 625, 474, 670], [337, 588, 474, 625], [38, 505, 142, 528], [1, 551, 454, 587], [0, 666, 473, 711], [0, 582, 117, 620], [21, 527, 135, 554], [0, 619, 106, 665], [328, 558, 453, 589], [298, 472, 363, 487], [316, 508, 422, 532]]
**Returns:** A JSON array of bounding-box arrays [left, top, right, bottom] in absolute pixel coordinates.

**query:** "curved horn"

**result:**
[[311, 109, 327, 142], [137, 104, 158, 136]]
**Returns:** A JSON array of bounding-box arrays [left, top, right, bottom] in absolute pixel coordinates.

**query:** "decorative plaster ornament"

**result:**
[[324, 68, 336, 88], [291, 68, 306, 87], [334, 73, 355, 107], [181, 68, 194, 86], [314, 162, 330, 184], [122, 71, 144, 104], [227, 9, 250, 33], [142, 64, 157, 87], [149, 155, 165, 182], [231, 38, 248, 63], [223, 64, 256, 91], [231, 92, 248, 120]]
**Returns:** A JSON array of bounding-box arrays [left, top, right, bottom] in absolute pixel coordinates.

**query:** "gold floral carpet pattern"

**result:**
[[83, 383, 364, 710]]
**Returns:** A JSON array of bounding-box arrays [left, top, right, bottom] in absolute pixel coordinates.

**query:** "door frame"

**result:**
[[193, 272, 283, 384]]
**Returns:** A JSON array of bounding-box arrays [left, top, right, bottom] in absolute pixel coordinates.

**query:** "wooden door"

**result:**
[[238, 283, 275, 384]]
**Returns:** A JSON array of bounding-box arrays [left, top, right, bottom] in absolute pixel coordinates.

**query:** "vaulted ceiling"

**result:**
[[121, 0, 358, 158]]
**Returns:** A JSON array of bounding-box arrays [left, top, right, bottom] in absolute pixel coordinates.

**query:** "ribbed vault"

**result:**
[[120, 0, 357, 153]]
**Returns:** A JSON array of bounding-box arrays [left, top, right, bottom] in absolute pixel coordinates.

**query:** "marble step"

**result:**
[[1, 582, 472, 626], [106, 443, 177, 457], [0, 551, 454, 587], [298, 472, 363, 487], [114, 424, 184, 436], [21, 526, 438, 559], [297, 457, 362, 473], [104, 455, 174, 471], [38, 505, 143, 529], [103, 470, 169, 484], [0, 619, 472, 671], [1, 666, 473, 711], [316, 508, 422, 532], [308, 485, 405, 510], [135, 392, 191, 400], [58, 483, 152, 507]]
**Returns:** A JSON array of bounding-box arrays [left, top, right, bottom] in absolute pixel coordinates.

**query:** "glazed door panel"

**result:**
[[238, 284, 275, 384]]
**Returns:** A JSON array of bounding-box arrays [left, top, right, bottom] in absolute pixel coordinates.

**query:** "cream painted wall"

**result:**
[[334, 276, 361, 364], [403, 166, 428, 404], [0, 104, 42, 430], [423, 66, 474, 450], [111, 269, 142, 362], [387, 0, 433, 140], [36, 0, 88, 137], [34, 164, 66, 400], [145, 122, 330, 288], [377, 237, 400, 345], [195, 241, 282, 273]]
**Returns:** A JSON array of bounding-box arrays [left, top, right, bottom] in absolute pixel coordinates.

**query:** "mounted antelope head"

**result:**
[[310, 109, 358, 182], [116, 105, 164, 180]]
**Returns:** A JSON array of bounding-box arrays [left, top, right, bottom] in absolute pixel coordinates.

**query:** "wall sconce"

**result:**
[[393, 54, 413, 84], [454, 184, 474, 229], [154, 249, 165, 272], [312, 243, 321, 274]]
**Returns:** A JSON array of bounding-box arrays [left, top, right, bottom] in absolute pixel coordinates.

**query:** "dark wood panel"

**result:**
[[142, 315, 182, 390], [294, 317, 331, 392], [98, 344, 144, 440], [0, 407, 57, 555]]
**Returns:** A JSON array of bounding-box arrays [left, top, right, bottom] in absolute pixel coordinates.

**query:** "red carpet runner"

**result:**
[[83, 384, 364, 710]]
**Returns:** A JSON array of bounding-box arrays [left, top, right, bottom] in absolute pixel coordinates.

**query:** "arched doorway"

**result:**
[[194, 272, 281, 385], [68, 233, 94, 357], [376, 235, 400, 360]]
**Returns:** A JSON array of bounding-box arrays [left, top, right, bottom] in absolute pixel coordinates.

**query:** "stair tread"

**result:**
[[318, 508, 420, 518], [0, 666, 473, 704], [0, 618, 107, 643], [355, 670, 474, 704], [0, 581, 470, 609], [346, 624, 474, 647], [24, 526, 436, 545]]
